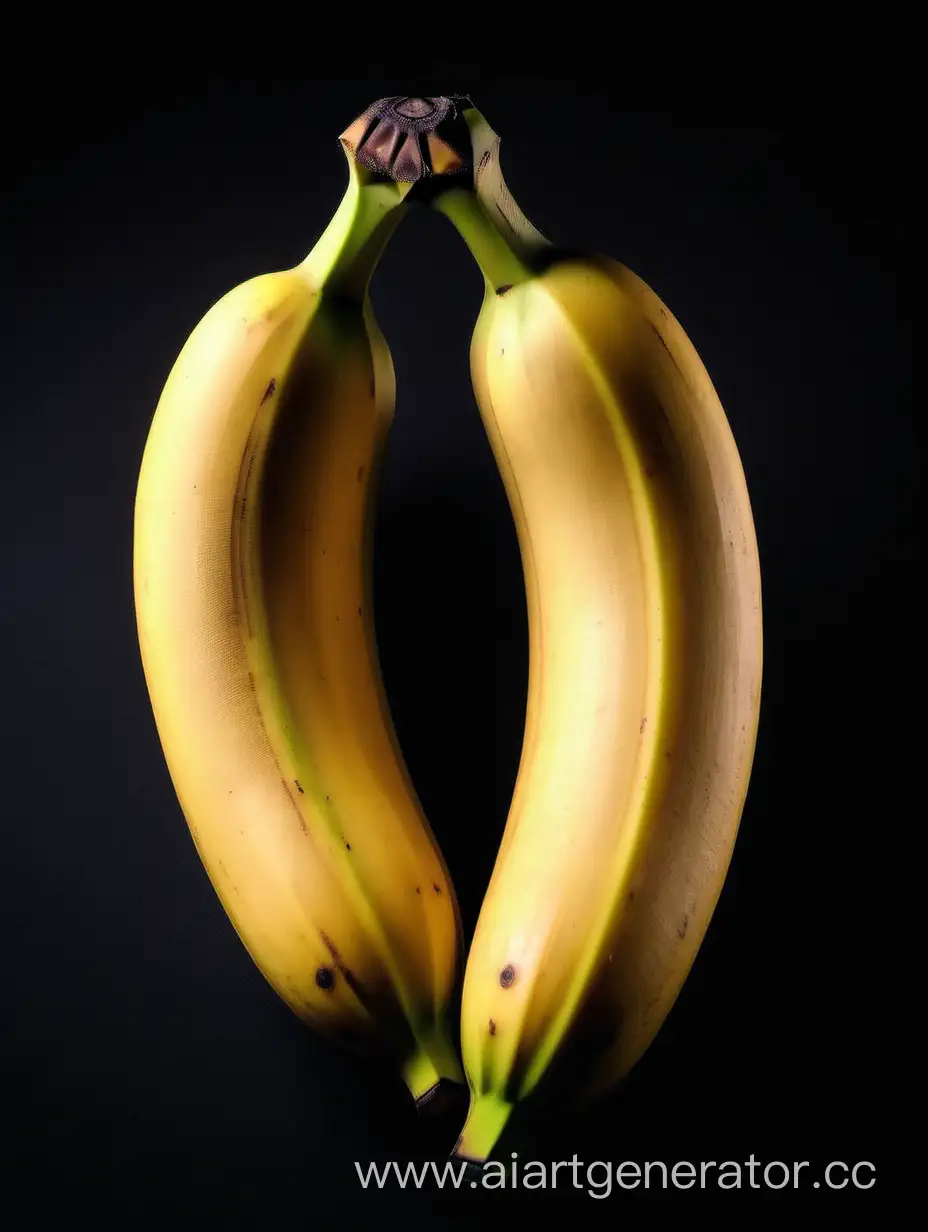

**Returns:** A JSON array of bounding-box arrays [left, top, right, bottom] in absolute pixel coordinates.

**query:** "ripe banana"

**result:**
[[133, 100, 472, 1104], [430, 104, 763, 1159]]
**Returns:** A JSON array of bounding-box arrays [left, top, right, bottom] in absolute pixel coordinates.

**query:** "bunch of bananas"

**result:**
[[134, 95, 762, 1164]]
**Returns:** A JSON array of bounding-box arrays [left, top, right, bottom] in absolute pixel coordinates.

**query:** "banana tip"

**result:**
[[450, 1155, 489, 1186], [414, 1077, 468, 1118]]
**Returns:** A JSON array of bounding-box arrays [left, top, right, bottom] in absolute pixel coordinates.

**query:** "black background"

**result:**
[[2, 45, 912, 1220]]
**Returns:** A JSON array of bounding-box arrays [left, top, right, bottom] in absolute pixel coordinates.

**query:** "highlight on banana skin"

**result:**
[[133, 93, 762, 1165]]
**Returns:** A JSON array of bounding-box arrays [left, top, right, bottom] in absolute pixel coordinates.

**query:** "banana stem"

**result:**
[[431, 188, 538, 292], [299, 159, 411, 298], [452, 1091, 514, 1163], [428, 102, 552, 292]]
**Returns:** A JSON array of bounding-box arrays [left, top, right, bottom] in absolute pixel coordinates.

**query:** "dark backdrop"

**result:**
[[2, 47, 912, 1221]]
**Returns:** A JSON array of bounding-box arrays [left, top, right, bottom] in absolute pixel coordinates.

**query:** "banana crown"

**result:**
[[340, 94, 474, 183]]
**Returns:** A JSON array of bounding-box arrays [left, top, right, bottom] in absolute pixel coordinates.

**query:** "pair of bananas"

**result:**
[[133, 95, 762, 1163]]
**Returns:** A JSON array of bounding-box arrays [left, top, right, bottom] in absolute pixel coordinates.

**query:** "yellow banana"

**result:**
[[430, 104, 763, 1158], [133, 100, 472, 1104]]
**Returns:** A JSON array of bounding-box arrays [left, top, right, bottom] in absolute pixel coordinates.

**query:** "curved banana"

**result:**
[[431, 105, 763, 1158], [133, 101, 471, 1103]]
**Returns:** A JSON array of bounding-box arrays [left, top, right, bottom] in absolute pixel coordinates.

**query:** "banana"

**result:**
[[429, 105, 763, 1159], [133, 100, 473, 1104]]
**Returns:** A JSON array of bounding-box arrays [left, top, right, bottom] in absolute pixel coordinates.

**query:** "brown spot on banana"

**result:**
[[499, 965, 516, 989], [318, 930, 374, 1009], [646, 318, 681, 372]]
